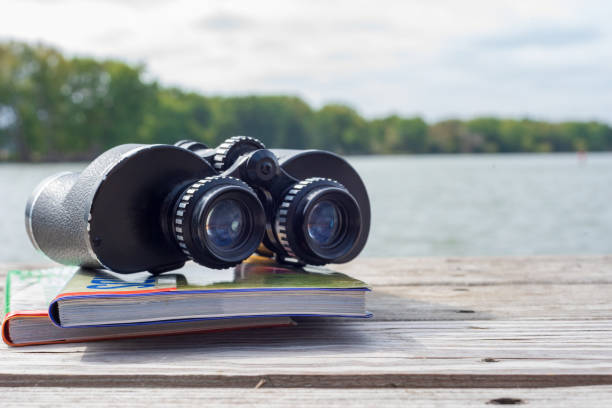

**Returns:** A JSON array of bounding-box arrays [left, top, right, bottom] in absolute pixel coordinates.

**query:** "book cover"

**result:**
[[2, 266, 295, 347], [49, 258, 371, 328]]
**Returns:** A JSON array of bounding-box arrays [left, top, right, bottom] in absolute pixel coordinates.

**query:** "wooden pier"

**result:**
[[1, 256, 611, 406]]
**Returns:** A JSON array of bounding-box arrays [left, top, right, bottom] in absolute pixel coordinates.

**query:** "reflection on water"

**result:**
[[1, 153, 611, 263]]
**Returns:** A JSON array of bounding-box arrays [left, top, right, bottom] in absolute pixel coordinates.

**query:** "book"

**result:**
[[2, 266, 294, 347], [3, 258, 370, 346], [49, 257, 371, 328]]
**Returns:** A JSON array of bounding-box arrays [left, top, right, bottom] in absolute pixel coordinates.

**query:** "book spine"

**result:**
[[1, 316, 13, 346], [47, 298, 61, 327]]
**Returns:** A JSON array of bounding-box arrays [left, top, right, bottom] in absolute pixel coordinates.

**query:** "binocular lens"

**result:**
[[275, 178, 362, 265], [171, 176, 266, 269], [205, 199, 246, 248], [306, 200, 341, 246]]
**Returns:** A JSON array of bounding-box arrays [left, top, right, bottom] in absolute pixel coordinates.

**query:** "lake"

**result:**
[[1, 153, 610, 264]]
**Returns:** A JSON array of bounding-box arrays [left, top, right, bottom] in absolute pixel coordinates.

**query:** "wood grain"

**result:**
[[368, 283, 612, 320], [1, 256, 611, 398], [2, 386, 612, 408], [333, 256, 612, 286], [2, 320, 612, 380]]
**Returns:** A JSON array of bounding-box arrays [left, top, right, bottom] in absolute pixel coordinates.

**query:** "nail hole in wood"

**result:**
[[488, 397, 524, 405], [482, 358, 499, 362]]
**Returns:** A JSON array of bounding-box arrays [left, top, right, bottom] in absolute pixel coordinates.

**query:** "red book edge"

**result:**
[[2, 311, 295, 347]]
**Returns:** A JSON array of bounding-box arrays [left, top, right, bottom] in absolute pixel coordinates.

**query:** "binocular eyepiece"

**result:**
[[25, 137, 370, 274]]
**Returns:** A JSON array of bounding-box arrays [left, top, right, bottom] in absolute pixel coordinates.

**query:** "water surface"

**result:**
[[1, 153, 610, 263]]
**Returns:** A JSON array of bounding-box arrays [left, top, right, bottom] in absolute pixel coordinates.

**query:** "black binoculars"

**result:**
[[25, 137, 370, 274]]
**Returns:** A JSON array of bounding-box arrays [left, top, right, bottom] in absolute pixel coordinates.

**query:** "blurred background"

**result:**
[[1, 0, 611, 263]]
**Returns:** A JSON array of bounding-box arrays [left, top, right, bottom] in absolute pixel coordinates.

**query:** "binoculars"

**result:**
[[25, 137, 370, 274]]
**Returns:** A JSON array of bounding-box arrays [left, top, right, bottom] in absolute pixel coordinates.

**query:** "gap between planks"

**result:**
[[1, 374, 612, 389]]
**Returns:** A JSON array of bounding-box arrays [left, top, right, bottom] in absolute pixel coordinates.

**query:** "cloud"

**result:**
[[0, 0, 611, 122], [196, 12, 253, 31], [478, 24, 602, 48]]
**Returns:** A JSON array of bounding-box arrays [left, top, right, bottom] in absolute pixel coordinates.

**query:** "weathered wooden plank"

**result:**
[[1, 320, 612, 387], [2, 255, 612, 288], [368, 283, 612, 320], [2, 386, 612, 407], [334, 256, 612, 286], [1, 256, 611, 391]]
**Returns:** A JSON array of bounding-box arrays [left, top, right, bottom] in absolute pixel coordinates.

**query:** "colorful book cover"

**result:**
[[4, 267, 74, 319], [1, 264, 296, 346], [48, 258, 371, 327], [3, 258, 370, 345]]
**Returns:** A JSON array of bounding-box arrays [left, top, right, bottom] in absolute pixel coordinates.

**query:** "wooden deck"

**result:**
[[2, 256, 611, 406]]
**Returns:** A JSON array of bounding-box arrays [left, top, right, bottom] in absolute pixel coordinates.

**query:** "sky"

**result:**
[[0, 0, 611, 122]]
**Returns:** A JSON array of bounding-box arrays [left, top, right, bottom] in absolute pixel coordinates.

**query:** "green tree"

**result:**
[[139, 88, 213, 146], [0, 42, 70, 160], [2, 41, 612, 161], [209, 96, 314, 148], [314, 104, 370, 154]]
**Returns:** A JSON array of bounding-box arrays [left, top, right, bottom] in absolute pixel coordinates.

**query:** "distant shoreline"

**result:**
[[2, 41, 612, 161], [0, 150, 609, 164]]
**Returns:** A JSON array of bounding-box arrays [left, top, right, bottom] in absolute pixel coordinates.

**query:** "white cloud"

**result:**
[[0, 0, 610, 122]]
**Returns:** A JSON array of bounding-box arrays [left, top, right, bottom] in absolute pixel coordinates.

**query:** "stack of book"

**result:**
[[2, 257, 371, 346]]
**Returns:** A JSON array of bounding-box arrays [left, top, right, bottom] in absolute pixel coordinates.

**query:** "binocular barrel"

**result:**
[[25, 137, 370, 274]]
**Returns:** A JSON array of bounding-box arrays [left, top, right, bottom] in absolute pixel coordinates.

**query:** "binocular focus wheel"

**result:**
[[213, 136, 266, 171]]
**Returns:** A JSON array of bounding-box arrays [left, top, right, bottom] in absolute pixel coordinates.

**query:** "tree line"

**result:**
[[1, 41, 611, 161]]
